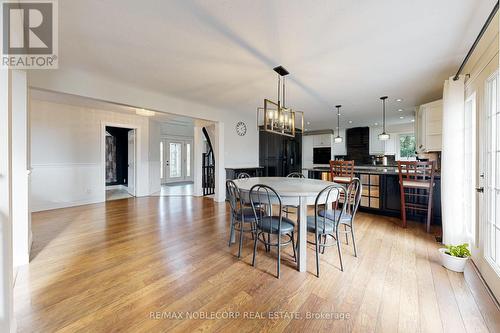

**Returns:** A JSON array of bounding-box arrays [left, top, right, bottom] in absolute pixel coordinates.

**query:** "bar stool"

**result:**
[[329, 160, 355, 184], [397, 161, 436, 232]]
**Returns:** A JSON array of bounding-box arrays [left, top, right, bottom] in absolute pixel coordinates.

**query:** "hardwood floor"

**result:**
[[14, 196, 500, 332]]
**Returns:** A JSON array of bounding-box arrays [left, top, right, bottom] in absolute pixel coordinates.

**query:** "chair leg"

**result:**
[[252, 231, 258, 267], [426, 189, 433, 233], [351, 225, 357, 257], [228, 214, 235, 247], [266, 233, 271, 252], [315, 233, 320, 278], [238, 223, 244, 258], [400, 187, 407, 228], [344, 224, 349, 244], [336, 230, 343, 271], [277, 235, 281, 279], [321, 234, 327, 254], [291, 232, 297, 263]]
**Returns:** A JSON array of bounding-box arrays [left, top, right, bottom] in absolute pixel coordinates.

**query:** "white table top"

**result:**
[[232, 177, 341, 197]]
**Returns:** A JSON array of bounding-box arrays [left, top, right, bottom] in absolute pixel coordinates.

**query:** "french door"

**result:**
[[160, 138, 193, 184], [477, 71, 500, 300]]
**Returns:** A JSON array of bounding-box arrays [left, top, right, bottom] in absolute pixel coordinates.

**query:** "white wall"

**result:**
[[28, 68, 259, 169], [12, 70, 31, 267], [160, 122, 194, 137], [148, 120, 161, 194], [30, 100, 152, 211], [0, 68, 14, 333]]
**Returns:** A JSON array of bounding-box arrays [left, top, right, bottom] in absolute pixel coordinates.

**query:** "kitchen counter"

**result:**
[[303, 166, 440, 177], [226, 166, 264, 180], [305, 166, 442, 225]]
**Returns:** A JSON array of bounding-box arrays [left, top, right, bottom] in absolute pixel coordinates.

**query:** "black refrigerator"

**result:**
[[259, 130, 302, 177]]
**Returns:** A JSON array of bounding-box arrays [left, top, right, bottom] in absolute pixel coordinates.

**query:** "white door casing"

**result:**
[[476, 71, 500, 300], [127, 130, 136, 196]]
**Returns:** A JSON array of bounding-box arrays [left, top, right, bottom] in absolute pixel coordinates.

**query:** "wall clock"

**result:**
[[236, 121, 247, 136]]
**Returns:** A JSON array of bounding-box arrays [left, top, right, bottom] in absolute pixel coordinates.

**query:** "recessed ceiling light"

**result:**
[[374, 122, 379, 126], [399, 116, 405, 119], [396, 98, 403, 102], [348, 120, 353, 124], [306, 121, 311, 125], [411, 119, 415, 122], [304, 128, 308, 131], [136, 109, 155, 117], [398, 108, 403, 112]]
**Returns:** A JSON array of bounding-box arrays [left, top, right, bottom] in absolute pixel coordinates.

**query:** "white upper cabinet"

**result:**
[[313, 134, 332, 147], [369, 126, 385, 155], [302, 135, 314, 168], [416, 99, 443, 152]]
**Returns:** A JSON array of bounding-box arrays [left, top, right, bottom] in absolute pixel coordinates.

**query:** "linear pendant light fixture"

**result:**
[[257, 66, 304, 137], [334, 105, 343, 143], [378, 96, 390, 141]]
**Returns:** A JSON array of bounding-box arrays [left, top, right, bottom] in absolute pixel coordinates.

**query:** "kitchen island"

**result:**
[[305, 166, 441, 225]]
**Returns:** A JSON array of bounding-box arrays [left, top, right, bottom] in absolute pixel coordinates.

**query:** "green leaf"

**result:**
[[444, 243, 471, 258]]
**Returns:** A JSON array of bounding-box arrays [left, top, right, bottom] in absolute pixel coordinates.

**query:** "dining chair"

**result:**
[[313, 178, 362, 275], [282, 172, 305, 220], [286, 172, 305, 178], [226, 180, 261, 258], [329, 160, 355, 184], [237, 172, 251, 179], [249, 184, 297, 279], [397, 161, 435, 232], [306, 184, 344, 276]]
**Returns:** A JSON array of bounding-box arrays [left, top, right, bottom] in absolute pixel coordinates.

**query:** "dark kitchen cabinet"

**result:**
[[381, 174, 442, 224], [346, 127, 370, 164], [259, 130, 302, 177]]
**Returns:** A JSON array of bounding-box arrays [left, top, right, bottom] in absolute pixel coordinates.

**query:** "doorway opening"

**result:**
[[104, 126, 136, 201], [158, 137, 194, 196]]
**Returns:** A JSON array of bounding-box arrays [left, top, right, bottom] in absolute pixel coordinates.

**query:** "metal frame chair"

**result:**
[[286, 172, 305, 178], [249, 184, 297, 279], [282, 172, 306, 219], [237, 172, 251, 179], [312, 178, 362, 276], [226, 180, 258, 258]]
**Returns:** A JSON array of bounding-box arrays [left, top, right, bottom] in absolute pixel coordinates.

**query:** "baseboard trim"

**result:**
[[469, 260, 500, 309]]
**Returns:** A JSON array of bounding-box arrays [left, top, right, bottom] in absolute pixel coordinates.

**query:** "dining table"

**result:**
[[231, 176, 341, 273]]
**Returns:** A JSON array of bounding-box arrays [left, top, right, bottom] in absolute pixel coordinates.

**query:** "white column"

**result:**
[[0, 68, 15, 332], [214, 121, 226, 202], [193, 126, 203, 197], [12, 70, 30, 267]]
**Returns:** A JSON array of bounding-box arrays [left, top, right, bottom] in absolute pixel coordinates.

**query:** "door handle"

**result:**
[[476, 187, 484, 193]]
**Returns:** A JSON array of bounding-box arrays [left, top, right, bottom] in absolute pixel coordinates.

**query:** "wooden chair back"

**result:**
[[329, 160, 355, 182], [397, 161, 435, 186]]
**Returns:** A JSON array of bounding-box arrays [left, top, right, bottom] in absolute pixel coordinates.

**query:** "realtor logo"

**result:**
[[1, 0, 58, 69]]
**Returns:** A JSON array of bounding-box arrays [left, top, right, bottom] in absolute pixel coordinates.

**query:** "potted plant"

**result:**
[[438, 243, 471, 273]]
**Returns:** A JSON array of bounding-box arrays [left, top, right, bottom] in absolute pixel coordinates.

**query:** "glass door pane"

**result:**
[[485, 74, 500, 272], [160, 141, 164, 180], [186, 143, 191, 177], [169, 142, 183, 178]]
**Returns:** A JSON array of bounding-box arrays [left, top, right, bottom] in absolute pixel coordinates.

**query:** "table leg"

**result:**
[[297, 196, 308, 272]]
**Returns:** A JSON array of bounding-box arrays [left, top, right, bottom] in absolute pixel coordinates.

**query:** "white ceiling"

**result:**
[[52, 0, 496, 130]]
